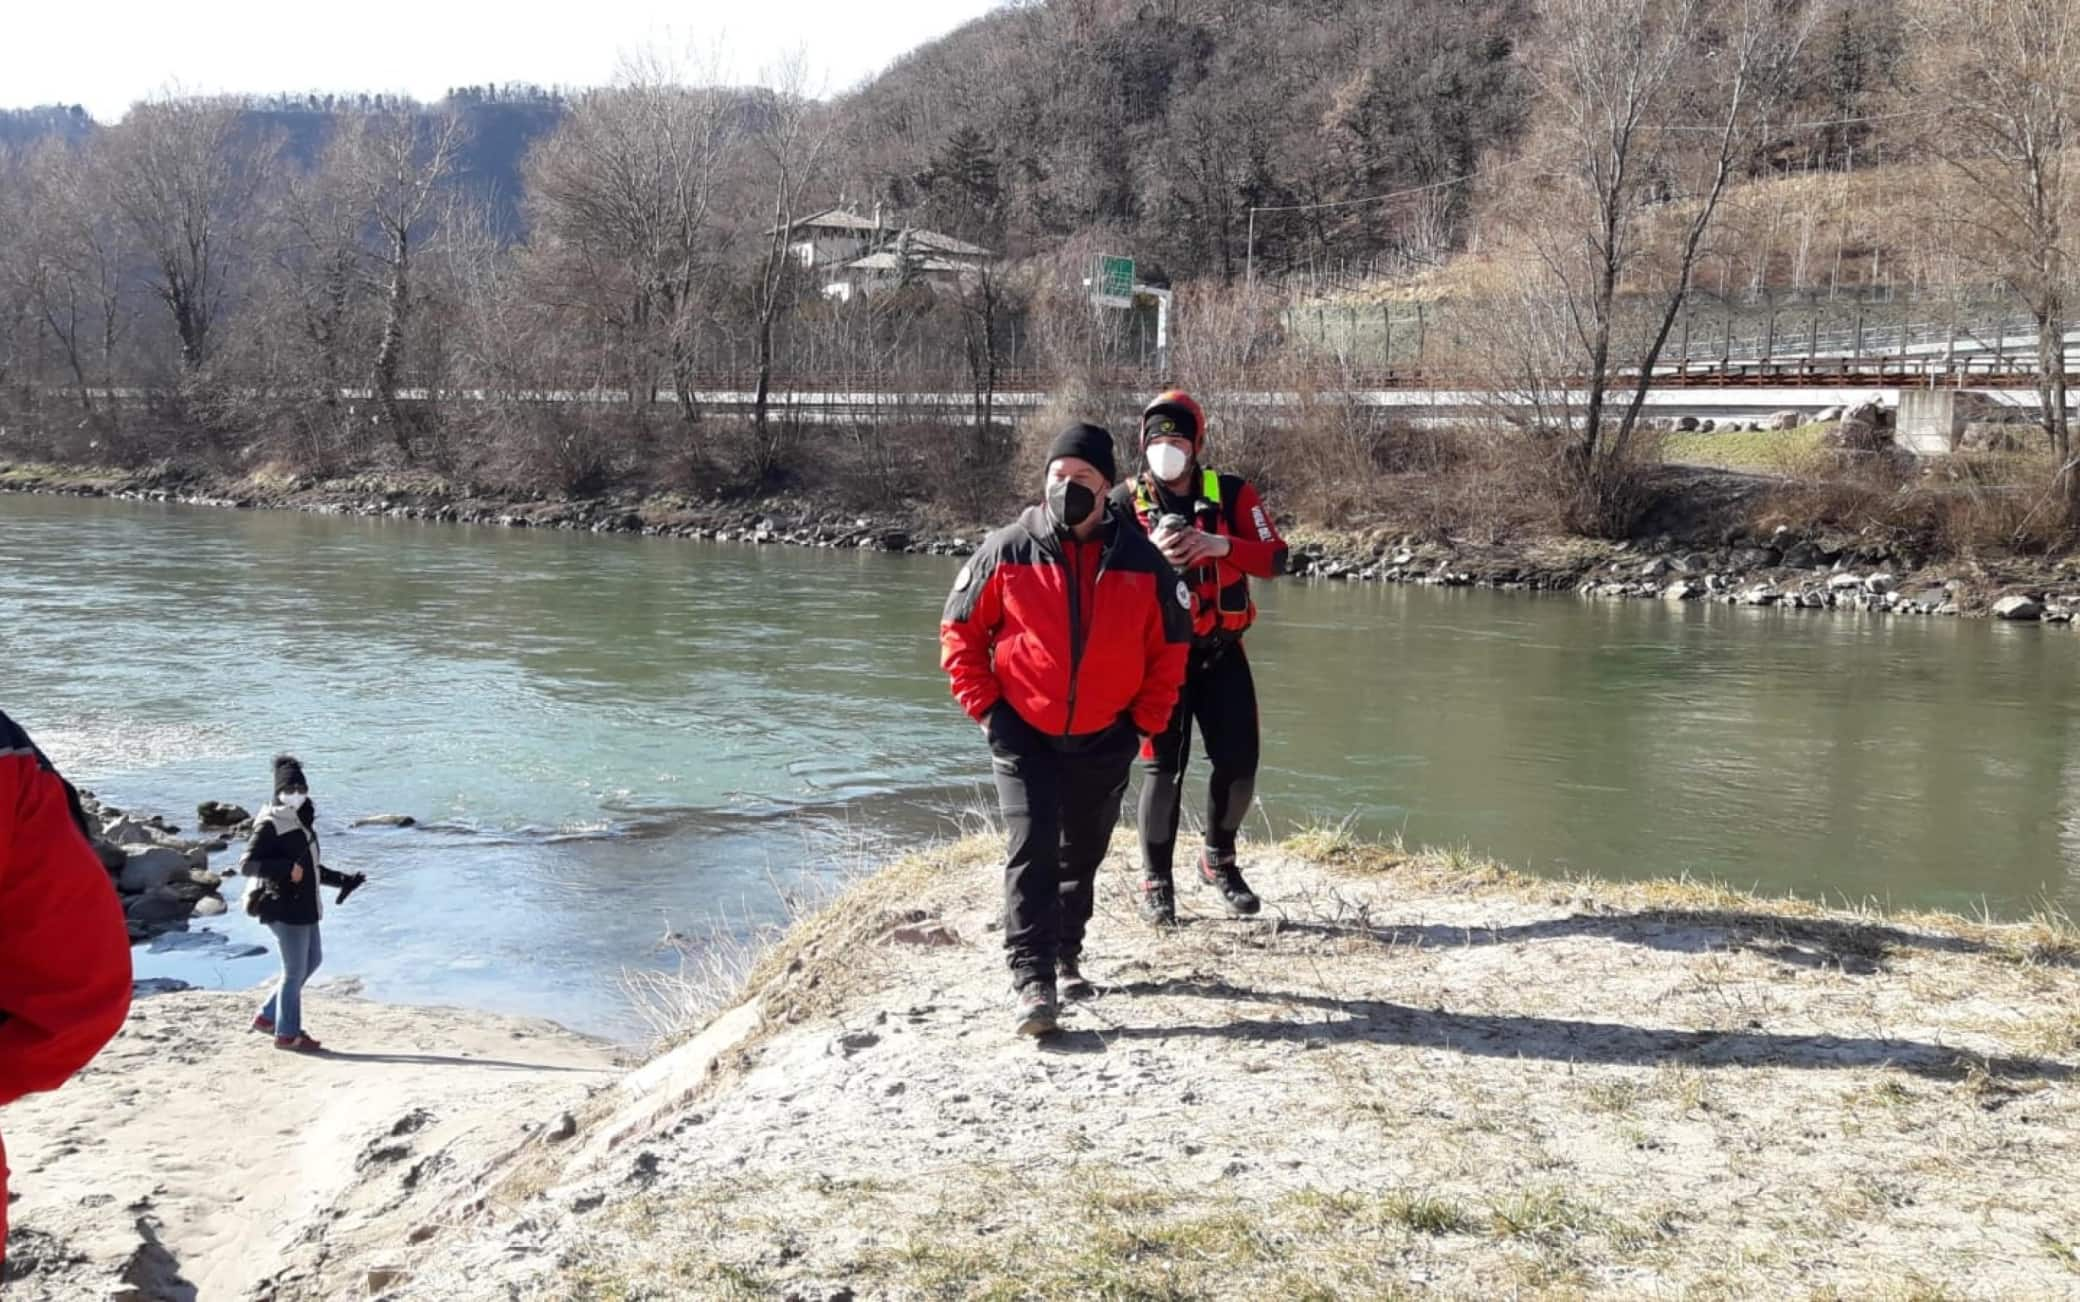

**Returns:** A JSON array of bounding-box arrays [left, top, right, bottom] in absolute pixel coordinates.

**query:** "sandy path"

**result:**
[[3, 987, 621, 1300]]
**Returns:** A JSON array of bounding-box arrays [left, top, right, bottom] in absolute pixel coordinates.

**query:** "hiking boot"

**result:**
[[1199, 853, 1261, 916], [1057, 957, 1096, 1001], [1012, 977, 1060, 1037], [1138, 876, 1178, 927]]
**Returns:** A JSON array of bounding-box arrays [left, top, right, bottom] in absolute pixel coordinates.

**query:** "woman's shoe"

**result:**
[[273, 1033, 324, 1053], [252, 1016, 276, 1035]]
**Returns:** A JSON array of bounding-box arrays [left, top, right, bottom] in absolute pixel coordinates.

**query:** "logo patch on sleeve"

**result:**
[[1175, 580, 1192, 608], [955, 564, 974, 591]]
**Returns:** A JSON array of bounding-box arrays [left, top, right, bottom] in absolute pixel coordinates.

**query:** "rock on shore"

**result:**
[[73, 790, 237, 944]]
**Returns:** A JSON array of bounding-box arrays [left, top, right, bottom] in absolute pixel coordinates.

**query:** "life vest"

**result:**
[[1131, 468, 1256, 643]]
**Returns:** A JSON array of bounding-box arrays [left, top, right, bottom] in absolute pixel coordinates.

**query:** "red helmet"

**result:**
[[1141, 390, 1205, 450]]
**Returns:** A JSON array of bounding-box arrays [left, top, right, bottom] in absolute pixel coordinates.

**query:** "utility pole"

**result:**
[[1245, 208, 1257, 292]]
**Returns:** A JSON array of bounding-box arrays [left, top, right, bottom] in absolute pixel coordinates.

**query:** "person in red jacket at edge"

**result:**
[[1110, 391, 1289, 926], [941, 422, 1191, 1037], [0, 709, 133, 1273]]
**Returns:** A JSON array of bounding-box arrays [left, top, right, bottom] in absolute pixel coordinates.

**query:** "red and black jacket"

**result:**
[[1113, 469, 1287, 645], [0, 711, 134, 1264], [941, 504, 1192, 738]]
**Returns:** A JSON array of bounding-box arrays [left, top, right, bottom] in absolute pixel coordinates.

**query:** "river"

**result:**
[[4, 492, 2077, 1039]]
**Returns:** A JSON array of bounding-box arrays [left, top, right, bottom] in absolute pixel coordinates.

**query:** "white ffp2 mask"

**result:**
[[1146, 443, 1191, 482]]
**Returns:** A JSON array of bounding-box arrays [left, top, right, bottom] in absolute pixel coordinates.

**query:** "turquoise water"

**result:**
[[5, 492, 2077, 1037]]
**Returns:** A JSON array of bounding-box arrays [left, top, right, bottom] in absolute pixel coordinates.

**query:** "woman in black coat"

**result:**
[[244, 756, 364, 1052]]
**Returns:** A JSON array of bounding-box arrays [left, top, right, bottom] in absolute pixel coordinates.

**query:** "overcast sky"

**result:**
[[4, 0, 1003, 121]]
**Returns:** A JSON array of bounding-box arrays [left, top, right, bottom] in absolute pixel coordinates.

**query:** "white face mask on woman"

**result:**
[[1146, 441, 1192, 483]]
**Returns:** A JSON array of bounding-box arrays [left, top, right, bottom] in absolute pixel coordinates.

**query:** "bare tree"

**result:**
[[271, 130, 370, 461], [746, 56, 834, 447], [105, 97, 277, 377], [525, 46, 737, 436], [1904, 0, 2078, 522], [1498, 0, 1816, 534], [348, 106, 467, 456]]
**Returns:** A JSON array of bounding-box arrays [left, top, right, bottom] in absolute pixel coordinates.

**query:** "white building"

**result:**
[[770, 206, 996, 302]]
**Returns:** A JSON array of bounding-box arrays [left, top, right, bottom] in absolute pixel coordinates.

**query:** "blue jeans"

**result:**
[[260, 922, 322, 1039]]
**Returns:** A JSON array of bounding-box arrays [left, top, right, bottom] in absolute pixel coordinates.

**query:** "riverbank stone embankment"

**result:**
[[7, 460, 2080, 621]]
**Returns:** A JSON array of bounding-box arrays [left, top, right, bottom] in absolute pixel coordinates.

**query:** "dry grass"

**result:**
[[400, 828, 2080, 1300], [1662, 425, 1833, 475]]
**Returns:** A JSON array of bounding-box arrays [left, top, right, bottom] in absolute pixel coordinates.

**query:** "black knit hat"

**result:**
[[273, 753, 308, 795], [1044, 422, 1117, 485]]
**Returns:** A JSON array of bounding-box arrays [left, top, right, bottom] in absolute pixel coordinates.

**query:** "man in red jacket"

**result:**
[[0, 710, 133, 1271], [1112, 391, 1289, 925], [942, 422, 1191, 1036]]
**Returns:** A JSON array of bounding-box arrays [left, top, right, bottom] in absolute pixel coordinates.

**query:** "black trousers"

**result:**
[[988, 703, 1138, 981], [1137, 641, 1260, 880]]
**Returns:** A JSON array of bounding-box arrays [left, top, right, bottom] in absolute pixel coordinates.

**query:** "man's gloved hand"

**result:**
[[335, 872, 368, 904]]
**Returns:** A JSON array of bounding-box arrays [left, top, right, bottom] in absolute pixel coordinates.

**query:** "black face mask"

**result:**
[[1046, 480, 1098, 533]]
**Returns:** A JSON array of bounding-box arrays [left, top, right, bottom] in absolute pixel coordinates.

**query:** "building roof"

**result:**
[[771, 207, 882, 236], [905, 229, 994, 258], [842, 251, 975, 274]]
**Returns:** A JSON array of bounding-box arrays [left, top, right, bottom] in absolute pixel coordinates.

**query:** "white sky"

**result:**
[[4, 0, 1004, 121]]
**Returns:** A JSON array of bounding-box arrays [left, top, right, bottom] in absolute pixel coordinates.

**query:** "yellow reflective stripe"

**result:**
[[1201, 469, 1221, 504]]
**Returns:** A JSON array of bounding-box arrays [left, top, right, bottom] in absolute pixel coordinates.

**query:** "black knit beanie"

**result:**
[[1044, 422, 1117, 485], [273, 753, 308, 795]]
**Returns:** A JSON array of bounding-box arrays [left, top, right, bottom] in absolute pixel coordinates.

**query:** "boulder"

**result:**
[[1960, 421, 2026, 453], [196, 801, 251, 829], [1780, 541, 1824, 570], [1864, 573, 1898, 595], [93, 840, 128, 873], [1638, 557, 1671, 579], [1768, 410, 1803, 431], [1675, 416, 1700, 432], [124, 887, 192, 926], [1831, 402, 1889, 452], [99, 817, 153, 845], [1662, 579, 1706, 601], [116, 846, 193, 894], [1994, 595, 2045, 621], [193, 897, 228, 918], [351, 814, 418, 829], [1739, 584, 1780, 607], [1815, 406, 1844, 423], [1827, 572, 1866, 591], [1697, 419, 1717, 433]]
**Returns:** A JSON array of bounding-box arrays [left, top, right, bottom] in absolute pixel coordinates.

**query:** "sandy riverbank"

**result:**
[[343, 832, 2080, 1298], [12, 829, 2080, 1297], [2, 989, 622, 1300]]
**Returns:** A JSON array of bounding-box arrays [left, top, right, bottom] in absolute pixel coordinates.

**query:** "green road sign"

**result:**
[[1097, 255, 1134, 300]]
